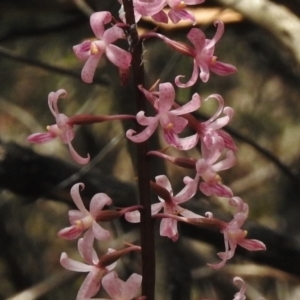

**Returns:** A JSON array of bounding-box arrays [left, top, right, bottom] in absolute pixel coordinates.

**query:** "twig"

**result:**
[[6, 271, 78, 300], [213, 0, 300, 67], [0, 45, 107, 86]]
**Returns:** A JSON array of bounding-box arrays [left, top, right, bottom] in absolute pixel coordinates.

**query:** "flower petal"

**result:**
[[125, 210, 141, 223], [175, 60, 199, 88], [90, 193, 112, 216], [77, 267, 103, 299], [103, 26, 125, 44], [90, 11, 112, 39], [92, 221, 111, 241], [27, 132, 56, 144], [60, 252, 93, 272], [81, 54, 103, 84], [68, 141, 90, 164], [187, 28, 205, 52], [106, 45, 132, 69], [70, 183, 89, 213], [157, 82, 175, 112]]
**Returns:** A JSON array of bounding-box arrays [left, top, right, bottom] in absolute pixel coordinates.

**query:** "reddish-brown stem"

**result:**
[[123, 1, 155, 300]]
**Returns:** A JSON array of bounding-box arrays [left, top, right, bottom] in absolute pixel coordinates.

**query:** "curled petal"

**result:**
[[233, 277, 246, 300], [171, 93, 201, 115], [175, 60, 199, 88], [90, 11, 112, 38], [68, 141, 90, 164], [71, 183, 89, 214], [103, 26, 125, 44], [48, 89, 67, 117], [126, 119, 158, 143], [90, 193, 112, 216], [60, 252, 93, 272], [206, 20, 224, 50], [79, 229, 97, 265], [212, 150, 236, 172], [173, 176, 198, 203]]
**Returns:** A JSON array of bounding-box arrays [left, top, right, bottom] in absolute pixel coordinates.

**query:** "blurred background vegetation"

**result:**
[[1, 0, 300, 299]]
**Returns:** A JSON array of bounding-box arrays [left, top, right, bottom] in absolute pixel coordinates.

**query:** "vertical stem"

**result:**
[[123, 2, 155, 300]]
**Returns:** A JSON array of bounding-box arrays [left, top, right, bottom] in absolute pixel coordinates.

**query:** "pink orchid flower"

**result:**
[[175, 21, 237, 87], [196, 136, 236, 197], [163, 0, 206, 24], [122, 0, 204, 24], [197, 94, 237, 151], [60, 234, 117, 300], [126, 175, 200, 241], [208, 197, 266, 269], [95, 271, 142, 300], [27, 89, 90, 164], [126, 82, 200, 150], [58, 183, 112, 241], [73, 11, 132, 83]]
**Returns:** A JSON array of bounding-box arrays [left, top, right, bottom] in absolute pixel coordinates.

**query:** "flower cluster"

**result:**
[[27, 1, 266, 299]]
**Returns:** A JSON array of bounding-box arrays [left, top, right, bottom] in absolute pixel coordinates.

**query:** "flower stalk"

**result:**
[[123, 1, 155, 299]]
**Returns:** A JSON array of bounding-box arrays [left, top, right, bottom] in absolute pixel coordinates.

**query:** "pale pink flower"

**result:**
[[60, 234, 117, 300], [58, 183, 112, 241], [120, 0, 204, 24], [196, 136, 236, 197], [73, 11, 132, 83], [208, 197, 266, 269], [99, 271, 142, 300], [126, 82, 200, 150], [126, 175, 200, 241], [196, 94, 237, 151], [232, 277, 246, 300], [27, 89, 90, 164], [164, 0, 206, 24], [175, 21, 237, 86]]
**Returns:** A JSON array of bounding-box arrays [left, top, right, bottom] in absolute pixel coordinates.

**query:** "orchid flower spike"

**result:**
[[126, 82, 200, 150], [58, 183, 112, 241], [73, 11, 132, 83], [126, 175, 201, 241], [208, 197, 266, 269], [175, 21, 237, 87], [27, 89, 90, 164]]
